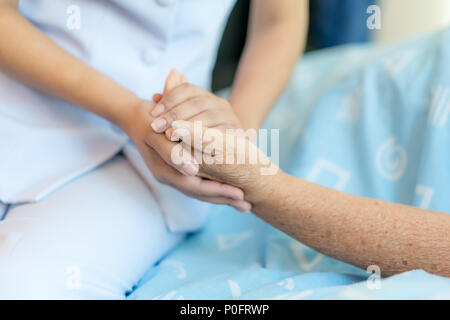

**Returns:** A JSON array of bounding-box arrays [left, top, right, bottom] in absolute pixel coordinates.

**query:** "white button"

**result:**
[[156, 0, 177, 7], [141, 47, 162, 66]]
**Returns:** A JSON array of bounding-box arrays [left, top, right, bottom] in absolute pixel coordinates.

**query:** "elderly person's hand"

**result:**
[[167, 121, 450, 279], [168, 120, 280, 205], [121, 72, 252, 212]]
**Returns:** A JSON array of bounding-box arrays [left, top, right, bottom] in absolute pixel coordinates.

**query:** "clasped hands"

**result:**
[[123, 70, 278, 212]]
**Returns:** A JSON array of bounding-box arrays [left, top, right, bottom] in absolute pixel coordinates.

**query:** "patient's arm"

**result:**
[[171, 122, 450, 277], [255, 173, 450, 277], [0, 0, 249, 209]]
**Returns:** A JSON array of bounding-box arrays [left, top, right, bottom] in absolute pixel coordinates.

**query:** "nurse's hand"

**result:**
[[150, 70, 242, 141], [168, 120, 280, 206], [123, 100, 252, 213]]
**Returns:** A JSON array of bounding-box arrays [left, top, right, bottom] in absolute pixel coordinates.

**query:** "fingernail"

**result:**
[[176, 129, 190, 140], [170, 133, 180, 142], [228, 190, 244, 201], [233, 202, 252, 213], [230, 193, 244, 201], [151, 118, 167, 132], [182, 162, 199, 176], [151, 104, 165, 117], [222, 185, 244, 200]]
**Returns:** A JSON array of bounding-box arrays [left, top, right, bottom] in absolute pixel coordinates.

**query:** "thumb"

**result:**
[[163, 69, 189, 96]]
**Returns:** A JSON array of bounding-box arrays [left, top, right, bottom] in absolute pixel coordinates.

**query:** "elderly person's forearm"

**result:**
[[250, 171, 450, 277], [171, 121, 450, 278]]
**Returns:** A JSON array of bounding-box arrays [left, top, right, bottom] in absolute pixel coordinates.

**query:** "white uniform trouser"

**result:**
[[0, 155, 184, 299]]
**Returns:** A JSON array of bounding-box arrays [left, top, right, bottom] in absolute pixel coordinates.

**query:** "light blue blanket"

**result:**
[[128, 28, 450, 300]]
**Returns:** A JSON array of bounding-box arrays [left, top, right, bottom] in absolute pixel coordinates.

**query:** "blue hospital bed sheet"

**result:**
[[128, 28, 450, 300]]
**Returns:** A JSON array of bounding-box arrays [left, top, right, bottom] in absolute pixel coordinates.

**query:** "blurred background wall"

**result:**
[[212, 0, 450, 91], [375, 0, 450, 43]]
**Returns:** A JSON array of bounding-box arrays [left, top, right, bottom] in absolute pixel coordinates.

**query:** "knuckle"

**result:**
[[192, 97, 207, 108], [180, 82, 194, 93], [165, 128, 173, 140], [165, 109, 178, 123]]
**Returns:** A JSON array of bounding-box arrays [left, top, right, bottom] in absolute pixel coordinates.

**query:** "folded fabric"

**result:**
[[123, 142, 211, 233], [0, 101, 128, 204]]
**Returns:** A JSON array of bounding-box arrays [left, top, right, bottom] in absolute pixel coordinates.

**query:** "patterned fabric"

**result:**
[[128, 28, 450, 300]]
